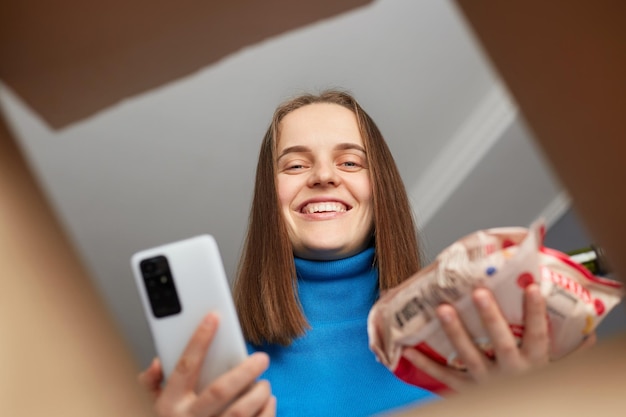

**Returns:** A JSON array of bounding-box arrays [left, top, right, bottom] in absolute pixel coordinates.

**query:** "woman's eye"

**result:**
[[340, 160, 361, 169], [283, 161, 307, 171]]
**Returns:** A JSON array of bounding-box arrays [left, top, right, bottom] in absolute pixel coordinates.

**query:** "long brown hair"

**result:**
[[234, 90, 421, 346]]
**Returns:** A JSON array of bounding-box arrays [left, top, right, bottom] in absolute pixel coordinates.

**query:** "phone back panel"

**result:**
[[131, 235, 248, 391]]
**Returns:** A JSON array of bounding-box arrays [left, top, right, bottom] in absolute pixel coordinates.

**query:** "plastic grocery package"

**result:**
[[367, 220, 624, 392]]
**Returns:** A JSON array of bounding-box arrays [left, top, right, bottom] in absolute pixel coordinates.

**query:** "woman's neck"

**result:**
[[294, 247, 378, 323]]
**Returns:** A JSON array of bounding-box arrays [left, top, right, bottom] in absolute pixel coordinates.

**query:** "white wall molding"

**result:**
[[539, 190, 572, 229], [410, 82, 518, 226]]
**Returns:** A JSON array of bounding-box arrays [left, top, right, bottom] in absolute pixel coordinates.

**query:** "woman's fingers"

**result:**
[[404, 287, 552, 393], [140, 313, 275, 417], [220, 380, 273, 417], [256, 394, 277, 417], [191, 352, 270, 416], [401, 347, 470, 393], [519, 284, 550, 364], [138, 357, 164, 399], [161, 313, 220, 400], [436, 304, 490, 382], [472, 288, 524, 371]]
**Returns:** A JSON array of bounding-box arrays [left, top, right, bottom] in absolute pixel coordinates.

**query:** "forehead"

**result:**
[[277, 103, 362, 149]]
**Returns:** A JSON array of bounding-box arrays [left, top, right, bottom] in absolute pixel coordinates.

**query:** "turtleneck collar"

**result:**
[[294, 247, 378, 323]]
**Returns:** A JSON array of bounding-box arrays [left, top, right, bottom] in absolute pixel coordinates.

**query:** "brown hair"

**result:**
[[233, 90, 421, 346]]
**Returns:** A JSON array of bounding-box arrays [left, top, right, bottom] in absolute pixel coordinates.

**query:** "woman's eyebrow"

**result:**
[[335, 143, 366, 154], [277, 145, 311, 161]]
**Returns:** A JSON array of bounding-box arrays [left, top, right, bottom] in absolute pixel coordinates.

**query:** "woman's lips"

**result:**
[[300, 201, 348, 214]]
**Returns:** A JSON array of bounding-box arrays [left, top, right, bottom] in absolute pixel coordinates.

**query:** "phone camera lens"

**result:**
[[141, 256, 168, 275], [140, 255, 180, 318], [141, 261, 156, 274]]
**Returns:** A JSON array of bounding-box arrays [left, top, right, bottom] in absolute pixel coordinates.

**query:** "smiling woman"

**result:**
[[233, 89, 559, 416], [234, 90, 437, 416], [235, 91, 423, 349], [136, 90, 436, 417], [137, 90, 556, 417]]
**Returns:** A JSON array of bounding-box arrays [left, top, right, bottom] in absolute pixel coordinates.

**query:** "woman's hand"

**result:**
[[402, 284, 555, 392], [137, 313, 276, 416]]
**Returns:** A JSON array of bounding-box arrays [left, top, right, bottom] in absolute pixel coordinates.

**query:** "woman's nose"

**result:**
[[308, 163, 340, 187]]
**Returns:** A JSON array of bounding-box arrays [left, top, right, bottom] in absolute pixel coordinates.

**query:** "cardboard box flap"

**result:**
[[0, 0, 372, 129]]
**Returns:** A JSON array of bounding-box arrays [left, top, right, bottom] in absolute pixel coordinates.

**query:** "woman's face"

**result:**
[[276, 103, 374, 260]]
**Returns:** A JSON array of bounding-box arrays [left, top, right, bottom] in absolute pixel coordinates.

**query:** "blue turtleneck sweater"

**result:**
[[248, 248, 438, 416]]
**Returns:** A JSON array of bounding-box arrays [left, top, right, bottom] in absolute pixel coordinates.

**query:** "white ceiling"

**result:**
[[0, 0, 565, 366]]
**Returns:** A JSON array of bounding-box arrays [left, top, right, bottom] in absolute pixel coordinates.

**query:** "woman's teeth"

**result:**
[[302, 202, 347, 214]]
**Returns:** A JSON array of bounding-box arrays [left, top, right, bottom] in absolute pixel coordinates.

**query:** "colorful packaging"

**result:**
[[367, 221, 623, 392]]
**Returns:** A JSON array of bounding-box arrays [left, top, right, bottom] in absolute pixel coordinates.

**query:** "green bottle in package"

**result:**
[[566, 245, 611, 276]]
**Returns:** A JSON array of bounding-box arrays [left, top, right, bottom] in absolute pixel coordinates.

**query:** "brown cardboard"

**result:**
[[0, 0, 372, 129], [0, 114, 155, 415]]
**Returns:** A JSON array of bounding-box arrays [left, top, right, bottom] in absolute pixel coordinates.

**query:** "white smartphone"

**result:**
[[131, 234, 248, 392]]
